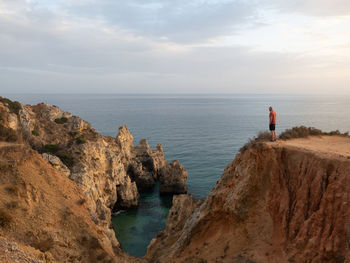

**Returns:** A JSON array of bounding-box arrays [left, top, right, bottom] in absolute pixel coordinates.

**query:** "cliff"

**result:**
[[0, 97, 187, 262], [2, 96, 350, 263], [146, 136, 350, 263]]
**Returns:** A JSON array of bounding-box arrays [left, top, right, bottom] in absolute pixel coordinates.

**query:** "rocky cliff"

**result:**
[[2, 96, 350, 263], [0, 97, 187, 262], [146, 136, 350, 263]]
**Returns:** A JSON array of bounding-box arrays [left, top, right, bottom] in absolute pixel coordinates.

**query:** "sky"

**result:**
[[0, 0, 350, 94]]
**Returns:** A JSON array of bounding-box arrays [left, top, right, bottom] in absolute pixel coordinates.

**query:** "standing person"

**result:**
[[269, 106, 277, 141]]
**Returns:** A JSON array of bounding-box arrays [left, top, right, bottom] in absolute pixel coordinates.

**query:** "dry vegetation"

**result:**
[[279, 126, 349, 140], [239, 131, 271, 154], [240, 126, 350, 154]]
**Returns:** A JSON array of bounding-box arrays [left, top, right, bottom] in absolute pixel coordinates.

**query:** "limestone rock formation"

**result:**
[[0, 97, 188, 262], [146, 137, 350, 263], [159, 160, 188, 194]]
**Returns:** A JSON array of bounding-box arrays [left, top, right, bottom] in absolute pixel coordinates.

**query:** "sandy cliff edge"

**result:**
[[146, 136, 350, 263]]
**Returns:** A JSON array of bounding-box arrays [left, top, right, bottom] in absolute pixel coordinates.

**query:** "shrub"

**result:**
[[239, 131, 271, 154], [76, 136, 86, 144], [279, 126, 323, 140], [0, 98, 22, 114], [279, 126, 349, 140], [58, 153, 74, 168], [69, 131, 78, 137], [31, 129, 40, 136], [54, 117, 68, 124], [42, 144, 59, 154], [0, 124, 18, 142], [0, 208, 12, 228]]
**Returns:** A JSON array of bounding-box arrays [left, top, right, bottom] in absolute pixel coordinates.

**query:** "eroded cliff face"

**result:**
[[147, 139, 350, 263], [0, 143, 145, 263], [6, 101, 188, 224], [0, 98, 187, 262]]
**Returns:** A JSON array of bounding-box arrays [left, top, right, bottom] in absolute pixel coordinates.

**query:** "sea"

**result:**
[[4, 93, 350, 257]]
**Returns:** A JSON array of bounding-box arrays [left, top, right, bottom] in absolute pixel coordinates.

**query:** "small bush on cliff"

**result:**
[[58, 153, 74, 168], [239, 131, 271, 154], [54, 117, 68, 124], [279, 126, 323, 140], [0, 98, 22, 114], [0, 208, 12, 228], [31, 129, 40, 136], [0, 124, 18, 142], [69, 131, 78, 137], [279, 126, 350, 140], [76, 136, 86, 144], [42, 144, 59, 154]]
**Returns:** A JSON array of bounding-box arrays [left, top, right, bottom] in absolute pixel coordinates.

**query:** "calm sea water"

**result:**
[[4, 93, 350, 257]]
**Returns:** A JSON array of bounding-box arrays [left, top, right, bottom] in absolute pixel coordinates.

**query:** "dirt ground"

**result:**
[[269, 135, 350, 158]]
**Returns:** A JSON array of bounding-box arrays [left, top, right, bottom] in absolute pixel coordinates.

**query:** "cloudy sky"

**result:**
[[1, 0, 350, 94]]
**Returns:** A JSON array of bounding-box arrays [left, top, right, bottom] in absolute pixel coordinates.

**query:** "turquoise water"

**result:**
[[111, 183, 172, 256], [4, 93, 350, 257]]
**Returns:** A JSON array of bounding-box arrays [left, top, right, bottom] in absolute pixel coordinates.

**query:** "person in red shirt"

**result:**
[[269, 106, 277, 141]]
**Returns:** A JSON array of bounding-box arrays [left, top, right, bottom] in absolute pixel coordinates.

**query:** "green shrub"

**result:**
[[0, 98, 22, 114], [69, 131, 78, 137], [0, 208, 12, 228], [42, 144, 59, 154], [76, 136, 86, 144], [31, 129, 40, 136], [0, 124, 18, 142], [58, 153, 74, 168], [54, 117, 68, 124]]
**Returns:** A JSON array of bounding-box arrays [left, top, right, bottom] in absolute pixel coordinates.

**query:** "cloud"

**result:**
[[0, 0, 350, 94], [68, 0, 259, 43], [263, 0, 350, 16]]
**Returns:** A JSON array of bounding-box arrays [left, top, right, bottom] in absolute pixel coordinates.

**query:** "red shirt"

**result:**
[[269, 111, 276, 124]]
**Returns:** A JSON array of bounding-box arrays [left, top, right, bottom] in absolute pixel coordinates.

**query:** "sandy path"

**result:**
[[269, 136, 350, 158]]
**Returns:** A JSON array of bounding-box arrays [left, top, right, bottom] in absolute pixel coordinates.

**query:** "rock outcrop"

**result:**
[[2, 99, 188, 220], [0, 97, 188, 263], [159, 160, 188, 194], [146, 137, 350, 263]]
